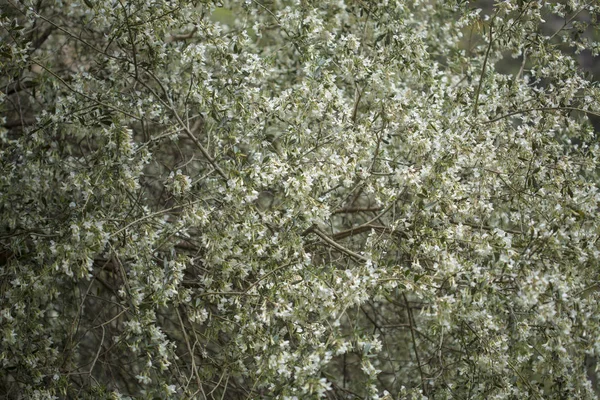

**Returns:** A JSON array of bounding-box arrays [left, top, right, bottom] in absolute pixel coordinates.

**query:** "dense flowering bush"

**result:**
[[2, 0, 600, 398]]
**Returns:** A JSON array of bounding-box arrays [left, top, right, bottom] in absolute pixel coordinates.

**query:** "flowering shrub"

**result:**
[[2, 0, 600, 398]]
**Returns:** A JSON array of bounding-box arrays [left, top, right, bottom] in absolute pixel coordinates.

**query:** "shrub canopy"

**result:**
[[2, 0, 600, 398]]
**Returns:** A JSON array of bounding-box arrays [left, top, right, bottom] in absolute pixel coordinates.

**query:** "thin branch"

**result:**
[[473, 20, 493, 117], [244, 262, 294, 293], [20, 5, 125, 63], [332, 206, 384, 214], [168, 27, 198, 42], [403, 292, 428, 397], [352, 83, 363, 123], [452, 220, 523, 236], [506, 360, 543, 399], [111, 199, 203, 237], [29, 26, 55, 52], [3, 118, 36, 129], [547, 1, 593, 42], [485, 106, 600, 124], [176, 307, 203, 394], [173, 112, 228, 180], [88, 325, 105, 377], [4, 80, 38, 96], [118, 0, 139, 80], [331, 224, 391, 241], [140, 69, 228, 180], [514, 49, 527, 84], [90, 307, 129, 331], [311, 227, 369, 262], [32, 61, 141, 121]]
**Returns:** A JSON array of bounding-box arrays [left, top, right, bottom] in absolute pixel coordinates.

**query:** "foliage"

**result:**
[[2, 0, 600, 398]]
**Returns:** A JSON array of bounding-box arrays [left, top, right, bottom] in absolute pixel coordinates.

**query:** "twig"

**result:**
[[2, 118, 36, 129], [485, 106, 600, 124], [141, 69, 228, 180], [312, 227, 369, 262], [548, 1, 593, 42], [244, 262, 294, 293], [4, 80, 37, 96], [177, 307, 203, 394], [403, 292, 428, 396], [168, 27, 198, 42], [88, 325, 105, 377], [173, 111, 228, 180], [22, 6, 125, 63], [514, 49, 527, 84], [118, 0, 139, 80], [32, 61, 141, 121], [111, 199, 203, 237], [332, 206, 384, 214], [473, 20, 493, 117], [352, 83, 363, 123], [29, 26, 54, 52], [91, 307, 130, 330], [331, 224, 391, 240]]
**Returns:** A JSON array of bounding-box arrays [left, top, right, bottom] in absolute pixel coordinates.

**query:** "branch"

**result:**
[[168, 27, 198, 42], [485, 106, 600, 124], [547, 1, 593, 42], [139, 69, 228, 180], [311, 227, 369, 262], [4, 80, 38, 96], [403, 292, 428, 397], [32, 61, 141, 121], [21, 5, 125, 63], [352, 83, 363, 123], [473, 20, 493, 117], [332, 206, 384, 214], [175, 114, 228, 180], [29, 26, 55, 52], [331, 224, 391, 240], [3, 118, 36, 129], [88, 325, 105, 377], [176, 307, 203, 394]]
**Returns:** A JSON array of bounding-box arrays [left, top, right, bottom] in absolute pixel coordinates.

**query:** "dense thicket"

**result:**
[[2, 0, 600, 398]]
